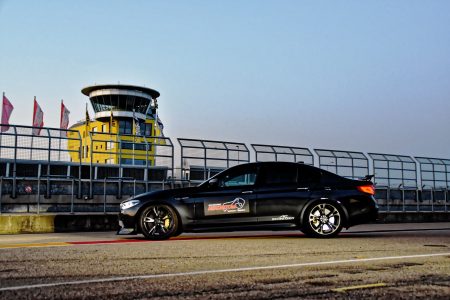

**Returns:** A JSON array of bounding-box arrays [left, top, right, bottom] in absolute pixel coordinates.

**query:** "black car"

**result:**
[[118, 162, 378, 239]]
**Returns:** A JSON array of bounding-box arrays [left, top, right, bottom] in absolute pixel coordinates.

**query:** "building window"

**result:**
[[121, 142, 134, 150], [120, 142, 148, 151], [102, 124, 106, 132], [92, 127, 98, 132], [143, 123, 152, 136], [119, 120, 133, 135], [106, 142, 114, 150], [121, 159, 146, 165]]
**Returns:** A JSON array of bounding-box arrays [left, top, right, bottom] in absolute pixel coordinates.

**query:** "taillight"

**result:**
[[357, 185, 375, 195]]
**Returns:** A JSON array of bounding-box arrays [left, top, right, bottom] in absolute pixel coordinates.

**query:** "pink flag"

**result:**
[[32, 98, 44, 135], [60, 101, 70, 135], [1, 94, 14, 132]]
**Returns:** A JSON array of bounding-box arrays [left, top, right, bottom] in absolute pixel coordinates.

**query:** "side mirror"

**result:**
[[208, 178, 218, 187]]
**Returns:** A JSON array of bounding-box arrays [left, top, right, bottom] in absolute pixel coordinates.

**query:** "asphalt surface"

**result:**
[[0, 223, 449, 299]]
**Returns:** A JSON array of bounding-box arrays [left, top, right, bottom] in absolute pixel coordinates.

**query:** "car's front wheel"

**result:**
[[302, 201, 343, 238], [139, 204, 179, 240]]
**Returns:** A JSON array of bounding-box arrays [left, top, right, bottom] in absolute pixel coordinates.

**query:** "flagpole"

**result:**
[[58, 100, 62, 161], [30, 96, 36, 160], [85, 103, 88, 162], [132, 109, 136, 165], [109, 107, 113, 134], [0, 92, 4, 157]]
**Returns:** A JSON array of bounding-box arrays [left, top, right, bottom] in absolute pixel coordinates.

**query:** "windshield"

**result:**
[[198, 170, 226, 187]]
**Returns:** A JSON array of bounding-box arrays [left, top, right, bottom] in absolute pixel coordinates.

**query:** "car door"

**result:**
[[193, 164, 259, 226], [255, 163, 311, 223]]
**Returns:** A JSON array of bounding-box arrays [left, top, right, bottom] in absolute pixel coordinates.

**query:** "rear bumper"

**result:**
[[347, 198, 379, 227]]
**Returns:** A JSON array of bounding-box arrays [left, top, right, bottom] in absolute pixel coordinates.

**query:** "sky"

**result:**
[[0, 0, 449, 159]]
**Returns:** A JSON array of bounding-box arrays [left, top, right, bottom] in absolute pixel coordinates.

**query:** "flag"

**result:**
[[85, 103, 90, 128], [132, 109, 140, 136], [1, 93, 14, 132], [60, 100, 70, 135], [109, 107, 113, 133], [32, 97, 44, 135]]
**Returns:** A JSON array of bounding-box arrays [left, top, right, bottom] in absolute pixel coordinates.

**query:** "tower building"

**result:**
[[68, 84, 164, 165]]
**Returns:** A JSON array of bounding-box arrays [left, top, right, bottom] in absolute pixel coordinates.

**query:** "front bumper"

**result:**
[[117, 219, 137, 235], [117, 207, 140, 235]]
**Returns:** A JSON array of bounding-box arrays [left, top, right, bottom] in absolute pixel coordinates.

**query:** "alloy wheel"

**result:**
[[308, 203, 341, 236], [141, 205, 176, 239]]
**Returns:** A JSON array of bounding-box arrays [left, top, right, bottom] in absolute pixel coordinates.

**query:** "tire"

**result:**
[[139, 204, 179, 240], [302, 201, 344, 238]]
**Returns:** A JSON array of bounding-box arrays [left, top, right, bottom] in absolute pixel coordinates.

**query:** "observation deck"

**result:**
[[81, 84, 160, 121]]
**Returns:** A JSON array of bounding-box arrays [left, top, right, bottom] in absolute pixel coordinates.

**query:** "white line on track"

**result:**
[[1, 252, 449, 292]]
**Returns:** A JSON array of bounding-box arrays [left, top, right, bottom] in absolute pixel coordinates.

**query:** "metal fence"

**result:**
[[178, 138, 249, 182], [315, 149, 369, 180], [0, 124, 449, 214], [252, 144, 314, 165], [0, 124, 174, 213]]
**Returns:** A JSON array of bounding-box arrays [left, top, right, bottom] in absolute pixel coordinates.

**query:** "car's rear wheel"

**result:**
[[303, 201, 343, 238], [139, 204, 179, 240]]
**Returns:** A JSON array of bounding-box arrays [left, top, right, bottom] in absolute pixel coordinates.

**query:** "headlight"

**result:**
[[120, 200, 141, 210]]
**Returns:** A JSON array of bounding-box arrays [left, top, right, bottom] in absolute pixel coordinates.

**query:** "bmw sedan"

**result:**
[[118, 161, 378, 239]]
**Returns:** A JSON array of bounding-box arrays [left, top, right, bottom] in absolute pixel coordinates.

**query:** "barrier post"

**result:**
[[71, 178, 75, 214], [431, 187, 434, 212], [104, 177, 107, 214], [46, 128, 51, 199], [12, 127, 17, 199], [89, 132, 93, 199], [0, 176, 2, 214], [417, 189, 420, 212], [400, 185, 405, 212], [386, 187, 390, 212], [37, 177, 41, 214], [445, 189, 448, 212]]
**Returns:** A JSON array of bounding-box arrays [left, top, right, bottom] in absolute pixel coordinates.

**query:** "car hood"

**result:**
[[133, 186, 201, 202]]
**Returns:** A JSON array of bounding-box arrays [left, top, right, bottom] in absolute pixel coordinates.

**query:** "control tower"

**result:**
[[68, 84, 164, 165]]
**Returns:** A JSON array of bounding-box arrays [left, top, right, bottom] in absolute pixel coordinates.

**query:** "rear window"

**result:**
[[298, 165, 322, 187], [259, 164, 298, 186]]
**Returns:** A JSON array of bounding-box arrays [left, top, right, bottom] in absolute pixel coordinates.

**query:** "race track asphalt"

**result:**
[[0, 223, 449, 299]]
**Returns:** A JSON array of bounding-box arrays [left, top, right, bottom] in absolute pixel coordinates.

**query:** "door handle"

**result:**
[[242, 190, 253, 194], [297, 187, 309, 191]]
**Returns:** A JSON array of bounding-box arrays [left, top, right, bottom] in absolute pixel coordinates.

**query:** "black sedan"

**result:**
[[118, 161, 378, 239]]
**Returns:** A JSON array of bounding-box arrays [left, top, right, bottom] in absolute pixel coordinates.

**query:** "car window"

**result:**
[[219, 169, 257, 187], [259, 164, 298, 186], [298, 165, 322, 187]]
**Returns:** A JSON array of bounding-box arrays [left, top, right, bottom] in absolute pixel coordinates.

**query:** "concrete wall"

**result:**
[[1, 212, 448, 234]]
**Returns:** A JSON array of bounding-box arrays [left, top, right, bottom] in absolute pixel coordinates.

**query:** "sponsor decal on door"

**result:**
[[204, 198, 249, 216]]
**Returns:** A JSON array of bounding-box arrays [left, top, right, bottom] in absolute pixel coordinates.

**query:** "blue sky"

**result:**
[[0, 0, 449, 158]]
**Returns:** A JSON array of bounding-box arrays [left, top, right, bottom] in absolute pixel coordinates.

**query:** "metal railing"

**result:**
[[315, 149, 369, 180], [415, 157, 450, 189], [252, 144, 314, 165], [368, 153, 418, 188], [1, 124, 449, 214], [0, 125, 174, 213], [178, 138, 250, 182]]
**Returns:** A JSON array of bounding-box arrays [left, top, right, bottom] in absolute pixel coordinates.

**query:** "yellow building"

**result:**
[[68, 84, 164, 166]]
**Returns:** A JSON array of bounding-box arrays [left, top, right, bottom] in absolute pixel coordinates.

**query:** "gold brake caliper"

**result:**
[[164, 216, 171, 228]]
